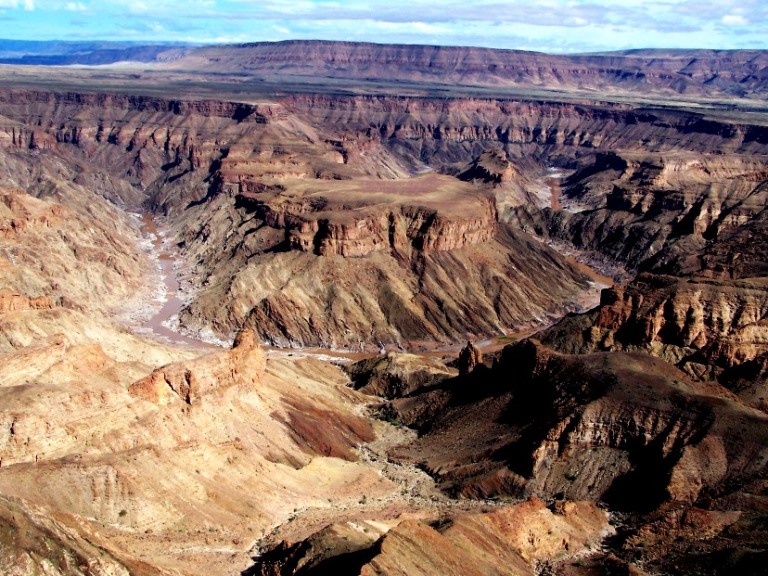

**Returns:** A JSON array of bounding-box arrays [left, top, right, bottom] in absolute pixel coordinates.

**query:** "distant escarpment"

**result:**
[[512, 151, 768, 270], [171, 41, 768, 100], [2, 89, 767, 203]]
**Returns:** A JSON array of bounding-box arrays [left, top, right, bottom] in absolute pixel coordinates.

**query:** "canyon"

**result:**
[[0, 40, 766, 575]]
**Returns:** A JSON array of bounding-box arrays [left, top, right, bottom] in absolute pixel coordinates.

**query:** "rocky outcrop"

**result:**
[[0, 324, 393, 574], [346, 352, 456, 399], [129, 328, 265, 405], [541, 273, 768, 388], [455, 341, 483, 376], [457, 149, 518, 185], [166, 141, 594, 349], [0, 290, 54, 313], [0, 191, 67, 238], [236, 189, 498, 258], [249, 498, 611, 576]]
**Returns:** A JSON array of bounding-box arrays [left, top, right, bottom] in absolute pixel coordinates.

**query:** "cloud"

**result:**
[[4, 0, 767, 53], [128, 0, 149, 13], [721, 14, 748, 26], [0, 0, 33, 9]]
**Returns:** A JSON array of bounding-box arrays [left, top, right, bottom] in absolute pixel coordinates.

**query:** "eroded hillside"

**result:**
[[0, 42, 767, 576]]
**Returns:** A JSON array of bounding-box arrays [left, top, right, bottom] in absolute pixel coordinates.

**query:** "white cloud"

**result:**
[[128, 0, 148, 13], [721, 14, 748, 25], [0, 0, 33, 9], [5, 0, 767, 53]]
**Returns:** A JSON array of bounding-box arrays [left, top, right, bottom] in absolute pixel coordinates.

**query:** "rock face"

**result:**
[[249, 498, 611, 576], [172, 165, 593, 347], [541, 274, 768, 386], [0, 495, 131, 576], [513, 152, 768, 272], [233, 175, 499, 258], [384, 340, 768, 511]]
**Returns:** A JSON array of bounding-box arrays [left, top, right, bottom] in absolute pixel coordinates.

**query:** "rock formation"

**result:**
[[0, 323, 389, 574], [129, 327, 266, 405], [455, 341, 482, 376], [346, 352, 456, 400], [0, 290, 53, 313], [541, 274, 768, 388], [248, 498, 611, 576]]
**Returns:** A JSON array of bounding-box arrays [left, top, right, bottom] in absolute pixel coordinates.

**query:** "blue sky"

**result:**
[[0, 0, 766, 53]]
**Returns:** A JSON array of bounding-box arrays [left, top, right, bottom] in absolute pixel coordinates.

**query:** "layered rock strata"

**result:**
[[369, 341, 768, 510]]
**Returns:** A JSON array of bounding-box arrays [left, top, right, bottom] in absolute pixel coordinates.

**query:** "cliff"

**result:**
[[378, 340, 768, 510], [538, 274, 768, 418], [169, 41, 768, 100], [233, 176, 498, 258]]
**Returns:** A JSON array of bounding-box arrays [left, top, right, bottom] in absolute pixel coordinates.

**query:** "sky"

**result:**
[[0, 0, 766, 53]]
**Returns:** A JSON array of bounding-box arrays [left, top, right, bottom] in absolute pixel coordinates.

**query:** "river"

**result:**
[[138, 214, 217, 350]]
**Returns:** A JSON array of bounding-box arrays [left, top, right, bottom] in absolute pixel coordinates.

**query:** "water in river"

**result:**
[[138, 214, 216, 349]]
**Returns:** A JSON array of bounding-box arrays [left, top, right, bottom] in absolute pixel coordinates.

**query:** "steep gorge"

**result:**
[[2, 88, 766, 349]]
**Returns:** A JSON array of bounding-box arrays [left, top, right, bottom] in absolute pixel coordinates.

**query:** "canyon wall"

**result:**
[[1, 87, 766, 349]]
